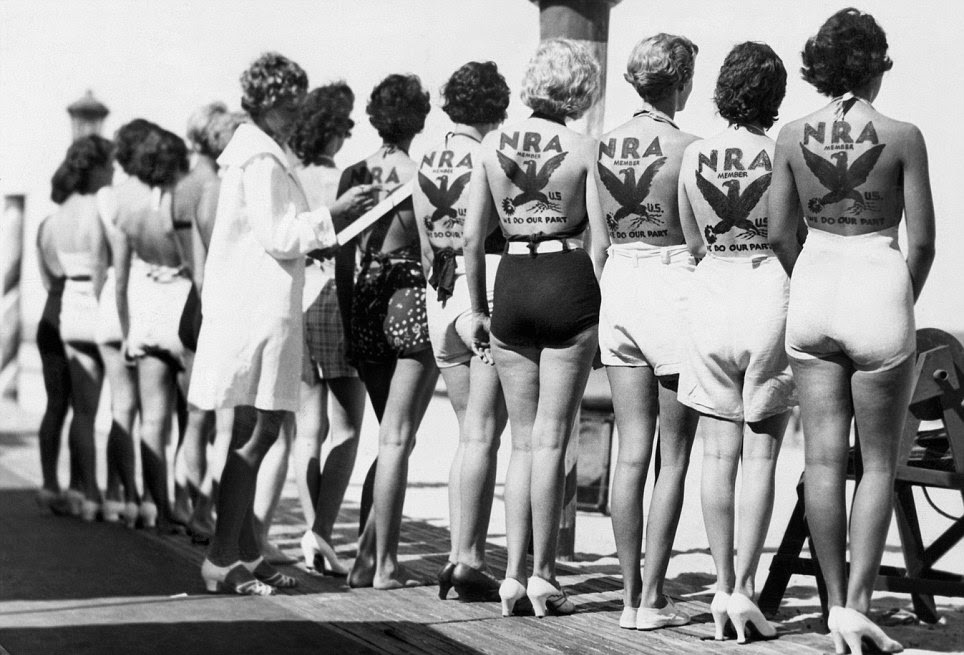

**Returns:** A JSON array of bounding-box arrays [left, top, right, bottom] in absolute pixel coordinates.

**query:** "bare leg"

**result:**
[[207, 406, 287, 566], [847, 357, 914, 613], [136, 354, 177, 528], [192, 408, 233, 535], [608, 365, 658, 609], [735, 411, 788, 597], [64, 342, 104, 504], [371, 350, 439, 589], [457, 357, 507, 569], [312, 376, 366, 541], [700, 415, 742, 594], [295, 380, 325, 527], [440, 363, 471, 566], [38, 327, 71, 494], [254, 413, 294, 562], [529, 326, 597, 581], [100, 343, 139, 505], [491, 336, 539, 584], [793, 355, 853, 609], [641, 378, 697, 607]]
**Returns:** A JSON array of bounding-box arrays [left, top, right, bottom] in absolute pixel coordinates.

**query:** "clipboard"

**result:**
[[335, 181, 414, 245]]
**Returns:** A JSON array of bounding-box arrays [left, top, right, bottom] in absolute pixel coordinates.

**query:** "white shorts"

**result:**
[[598, 243, 694, 375], [785, 227, 915, 372], [678, 254, 796, 423], [425, 254, 499, 368], [127, 259, 192, 367]]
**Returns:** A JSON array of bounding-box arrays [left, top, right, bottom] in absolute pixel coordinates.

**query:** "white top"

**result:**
[[189, 123, 336, 411]]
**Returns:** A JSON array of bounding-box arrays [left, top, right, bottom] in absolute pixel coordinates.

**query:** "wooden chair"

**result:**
[[759, 328, 964, 623]]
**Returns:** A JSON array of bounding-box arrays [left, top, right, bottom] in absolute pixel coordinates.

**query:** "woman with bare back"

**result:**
[[769, 9, 935, 654], [464, 38, 601, 618]]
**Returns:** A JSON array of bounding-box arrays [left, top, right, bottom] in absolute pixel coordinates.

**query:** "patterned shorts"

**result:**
[[350, 254, 431, 363], [304, 277, 357, 380]]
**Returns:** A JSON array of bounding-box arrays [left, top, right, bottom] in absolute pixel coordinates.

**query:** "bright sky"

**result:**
[[2, 0, 962, 331]]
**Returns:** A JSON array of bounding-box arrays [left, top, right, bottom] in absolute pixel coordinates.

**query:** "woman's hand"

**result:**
[[331, 184, 378, 221], [467, 311, 494, 366]]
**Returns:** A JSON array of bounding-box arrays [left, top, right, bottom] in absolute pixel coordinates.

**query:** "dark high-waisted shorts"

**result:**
[[350, 253, 431, 364], [491, 248, 600, 348]]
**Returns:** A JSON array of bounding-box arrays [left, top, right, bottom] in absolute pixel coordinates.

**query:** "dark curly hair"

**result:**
[[50, 135, 114, 204], [114, 118, 155, 175], [126, 126, 189, 187], [366, 74, 431, 144], [714, 42, 787, 130], [289, 82, 355, 165], [240, 52, 308, 120], [442, 61, 510, 125], [802, 8, 893, 97]]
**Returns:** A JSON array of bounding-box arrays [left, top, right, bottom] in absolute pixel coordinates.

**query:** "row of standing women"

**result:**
[[35, 7, 934, 655]]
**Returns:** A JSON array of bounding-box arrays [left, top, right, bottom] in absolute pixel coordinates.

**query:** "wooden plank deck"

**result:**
[[151, 497, 836, 655]]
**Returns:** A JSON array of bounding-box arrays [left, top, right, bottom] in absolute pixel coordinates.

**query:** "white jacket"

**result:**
[[189, 123, 335, 411]]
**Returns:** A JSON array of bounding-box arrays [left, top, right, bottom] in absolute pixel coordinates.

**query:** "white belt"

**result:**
[[506, 237, 583, 255], [609, 244, 686, 265]]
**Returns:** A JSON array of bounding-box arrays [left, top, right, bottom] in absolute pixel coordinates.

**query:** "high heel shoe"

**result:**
[[300, 530, 348, 577], [619, 606, 638, 629], [122, 502, 140, 529], [201, 558, 274, 596], [437, 562, 456, 600], [828, 606, 903, 655], [102, 499, 124, 523], [711, 591, 733, 640], [243, 556, 297, 589], [139, 501, 158, 529], [64, 489, 85, 517], [526, 576, 574, 618], [36, 488, 70, 516], [452, 563, 501, 602], [499, 578, 527, 617], [80, 499, 100, 522], [727, 592, 777, 644]]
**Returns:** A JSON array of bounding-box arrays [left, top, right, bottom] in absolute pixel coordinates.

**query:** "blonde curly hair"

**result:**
[[625, 33, 698, 103], [520, 38, 600, 120]]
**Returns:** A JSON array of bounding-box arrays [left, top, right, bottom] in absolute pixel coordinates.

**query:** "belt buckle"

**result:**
[[661, 248, 672, 265]]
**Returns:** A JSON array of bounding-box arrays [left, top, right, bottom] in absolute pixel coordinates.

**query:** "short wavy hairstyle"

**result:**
[[186, 102, 232, 159], [366, 74, 431, 144], [50, 135, 114, 204], [114, 118, 155, 175], [625, 33, 698, 103], [240, 52, 309, 119], [714, 42, 787, 130], [289, 82, 355, 165], [126, 126, 189, 188], [204, 110, 247, 162], [802, 8, 893, 97], [442, 61, 510, 125], [520, 38, 600, 119]]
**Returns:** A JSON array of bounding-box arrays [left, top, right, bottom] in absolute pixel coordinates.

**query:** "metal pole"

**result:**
[[1, 195, 25, 401]]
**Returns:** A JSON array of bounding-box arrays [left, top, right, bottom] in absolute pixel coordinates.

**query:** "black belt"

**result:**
[[67, 275, 91, 281]]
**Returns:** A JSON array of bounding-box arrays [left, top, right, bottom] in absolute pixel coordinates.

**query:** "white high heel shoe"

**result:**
[[201, 558, 274, 596], [711, 591, 731, 640], [727, 592, 777, 643], [499, 577, 527, 617], [619, 606, 638, 629], [526, 576, 574, 618], [300, 530, 348, 577], [828, 606, 903, 655]]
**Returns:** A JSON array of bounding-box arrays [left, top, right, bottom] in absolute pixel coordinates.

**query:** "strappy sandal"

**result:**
[[244, 557, 297, 589]]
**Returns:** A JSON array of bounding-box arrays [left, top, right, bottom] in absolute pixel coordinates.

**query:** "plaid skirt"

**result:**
[[304, 276, 357, 380]]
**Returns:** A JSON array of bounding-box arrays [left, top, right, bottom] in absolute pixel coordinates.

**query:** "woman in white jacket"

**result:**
[[190, 53, 352, 595]]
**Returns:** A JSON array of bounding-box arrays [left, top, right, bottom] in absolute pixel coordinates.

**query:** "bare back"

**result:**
[[414, 133, 480, 252], [482, 116, 595, 240], [784, 96, 915, 236], [46, 194, 106, 276], [342, 145, 418, 256], [114, 177, 183, 267], [597, 113, 698, 246]]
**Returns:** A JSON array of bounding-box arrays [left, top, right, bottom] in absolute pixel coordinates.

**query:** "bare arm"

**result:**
[[35, 218, 57, 292], [768, 126, 803, 276], [586, 157, 610, 280], [113, 228, 133, 339], [678, 148, 705, 261], [463, 151, 494, 364], [90, 217, 109, 299], [901, 125, 936, 302]]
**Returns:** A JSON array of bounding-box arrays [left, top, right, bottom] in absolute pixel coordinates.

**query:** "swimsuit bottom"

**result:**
[[350, 251, 431, 364], [491, 246, 599, 348]]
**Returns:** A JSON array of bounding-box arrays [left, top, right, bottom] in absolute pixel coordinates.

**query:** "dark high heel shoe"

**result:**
[[437, 562, 456, 600], [452, 563, 501, 602]]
